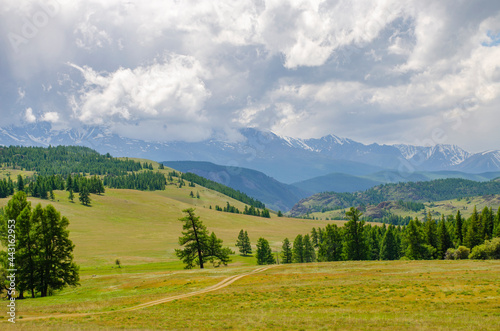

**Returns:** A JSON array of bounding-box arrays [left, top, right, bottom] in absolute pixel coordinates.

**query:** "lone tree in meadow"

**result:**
[[236, 229, 252, 256], [175, 208, 231, 269]]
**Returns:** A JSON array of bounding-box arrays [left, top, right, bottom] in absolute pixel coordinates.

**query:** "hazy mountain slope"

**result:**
[[292, 173, 383, 194], [164, 161, 310, 211]]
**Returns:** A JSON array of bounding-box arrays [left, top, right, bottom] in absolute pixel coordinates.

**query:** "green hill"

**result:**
[[289, 178, 500, 217]]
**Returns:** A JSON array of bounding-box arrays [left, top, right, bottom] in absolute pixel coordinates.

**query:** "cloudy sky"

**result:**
[[1, 0, 500, 152]]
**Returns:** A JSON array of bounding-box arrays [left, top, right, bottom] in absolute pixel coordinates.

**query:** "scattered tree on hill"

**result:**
[[277, 210, 283, 217], [281, 238, 292, 264], [79, 186, 91, 206], [236, 230, 252, 256], [68, 189, 74, 202], [17, 174, 24, 192], [175, 208, 209, 269], [256, 237, 275, 265], [175, 208, 231, 269]]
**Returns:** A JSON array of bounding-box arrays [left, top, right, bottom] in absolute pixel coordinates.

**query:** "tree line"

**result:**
[[0, 192, 79, 298], [0, 146, 142, 176], [103, 171, 166, 191], [212, 202, 271, 218], [254, 206, 500, 265]]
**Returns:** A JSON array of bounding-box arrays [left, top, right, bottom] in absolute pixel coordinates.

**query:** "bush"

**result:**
[[445, 246, 470, 260], [469, 238, 500, 260]]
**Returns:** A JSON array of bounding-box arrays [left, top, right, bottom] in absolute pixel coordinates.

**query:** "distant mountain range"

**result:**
[[1, 123, 500, 184]]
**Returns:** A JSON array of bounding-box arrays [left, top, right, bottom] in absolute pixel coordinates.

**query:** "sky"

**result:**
[[1, 0, 500, 152]]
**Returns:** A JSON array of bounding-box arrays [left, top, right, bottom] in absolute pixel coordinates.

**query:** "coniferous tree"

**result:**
[[405, 218, 424, 260], [292, 234, 304, 263], [236, 229, 246, 255], [68, 189, 74, 202], [437, 215, 453, 259], [303, 234, 316, 262], [343, 207, 367, 260], [380, 225, 398, 260], [464, 206, 483, 249], [66, 174, 73, 191], [281, 238, 292, 263], [256, 238, 275, 265], [243, 231, 252, 255], [311, 228, 319, 248], [317, 224, 342, 262], [79, 185, 91, 206], [493, 207, 500, 238], [175, 208, 209, 269], [205, 232, 232, 267], [455, 210, 463, 246], [17, 174, 24, 192], [367, 226, 381, 260], [423, 211, 438, 258], [481, 206, 494, 240]]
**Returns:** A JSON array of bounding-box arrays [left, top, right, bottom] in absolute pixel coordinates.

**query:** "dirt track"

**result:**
[[20, 265, 275, 322]]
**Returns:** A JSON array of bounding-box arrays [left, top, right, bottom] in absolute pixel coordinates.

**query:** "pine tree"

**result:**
[[17, 174, 24, 192], [481, 206, 494, 240], [368, 226, 381, 260], [36, 205, 80, 297], [317, 224, 342, 262], [256, 237, 275, 265], [437, 215, 453, 259], [236, 229, 246, 255], [380, 225, 398, 260], [277, 210, 283, 217], [292, 234, 304, 263], [303, 234, 316, 262], [464, 206, 483, 249], [175, 208, 209, 269], [79, 185, 91, 206], [423, 211, 438, 258], [243, 231, 252, 255], [281, 238, 292, 263], [68, 189, 74, 202], [49, 189, 55, 201], [66, 174, 73, 192], [311, 228, 319, 248], [343, 207, 367, 260], [493, 207, 500, 238], [206, 232, 232, 267], [455, 210, 463, 246], [405, 218, 424, 260]]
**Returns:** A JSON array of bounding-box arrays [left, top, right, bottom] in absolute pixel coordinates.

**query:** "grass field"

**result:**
[[4, 260, 499, 330], [0, 186, 339, 267]]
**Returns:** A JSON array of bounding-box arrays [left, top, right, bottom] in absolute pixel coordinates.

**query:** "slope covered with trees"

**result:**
[[290, 178, 500, 217]]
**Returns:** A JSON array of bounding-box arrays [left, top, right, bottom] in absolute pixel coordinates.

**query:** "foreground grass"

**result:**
[[5, 260, 500, 330]]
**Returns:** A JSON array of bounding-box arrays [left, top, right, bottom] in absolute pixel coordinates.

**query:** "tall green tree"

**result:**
[[37, 205, 79, 297], [423, 211, 438, 258], [343, 207, 367, 261], [235, 230, 252, 256], [281, 238, 292, 264], [437, 215, 453, 259], [464, 206, 483, 249], [481, 206, 494, 240], [380, 225, 398, 260], [205, 232, 232, 267], [317, 224, 343, 262], [175, 208, 209, 269], [454, 210, 463, 246], [79, 185, 91, 206], [404, 218, 424, 260], [256, 238, 275, 265], [493, 207, 500, 238], [303, 234, 316, 263], [17, 174, 24, 192], [292, 234, 304, 263]]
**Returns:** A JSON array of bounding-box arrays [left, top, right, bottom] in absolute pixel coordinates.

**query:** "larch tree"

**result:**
[[175, 208, 209, 269], [256, 237, 275, 265], [281, 238, 292, 264], [343, 207, 367, 261]]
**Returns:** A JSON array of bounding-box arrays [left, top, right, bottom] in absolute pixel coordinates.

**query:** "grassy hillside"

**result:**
[[7, 260, 500, 330], [0, 186, 338, 267]]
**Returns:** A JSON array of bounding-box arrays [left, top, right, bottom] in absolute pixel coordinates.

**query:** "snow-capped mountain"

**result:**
[[0, 124, 499, 183]]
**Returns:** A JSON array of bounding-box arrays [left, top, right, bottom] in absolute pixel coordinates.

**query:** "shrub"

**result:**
[[469, 238, 500, 260]]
